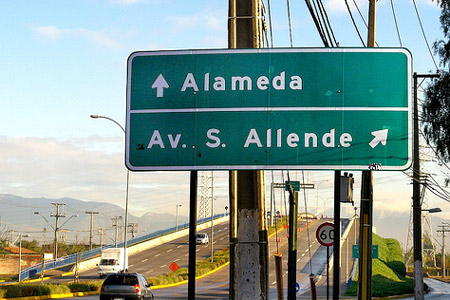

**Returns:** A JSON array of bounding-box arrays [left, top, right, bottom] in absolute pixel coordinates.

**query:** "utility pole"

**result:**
[[51, 203, 66, 259], [128, 223, 138, 238], [228, 1, 268, 299], [358, 2, 376, 300], [437, 224, 450, 278], [111, 216, 122, 248], [85, 211, 99, 251], [412, 72, 440, 300]]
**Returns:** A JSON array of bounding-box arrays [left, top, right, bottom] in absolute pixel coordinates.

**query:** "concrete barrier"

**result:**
[[77, 215, 229, 273]]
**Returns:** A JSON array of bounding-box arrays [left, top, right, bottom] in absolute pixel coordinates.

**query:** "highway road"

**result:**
[[79, 221, 230, 280], [53, 218, 354, 299]]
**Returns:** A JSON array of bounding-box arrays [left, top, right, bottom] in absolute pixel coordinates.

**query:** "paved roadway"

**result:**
[[54, 218, 358, 299], [47, 222, 229, 283]]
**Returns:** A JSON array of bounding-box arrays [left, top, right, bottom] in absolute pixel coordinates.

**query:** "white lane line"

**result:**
[[160, 265, 167, 268], [220, 237, 224, 241], [177, 245, 183, 248], [302, 253, 305, 257], [128, 264, 134, 268], [297, 259, 301, 262], [196, 249, 200, 252], [155, 254, 161, 257], [141, 259, 148, 263], [272, 281, 277, 285], [185, 254, 189, 257], [167, 249, 173, 253], [174, 259, 180, 262]]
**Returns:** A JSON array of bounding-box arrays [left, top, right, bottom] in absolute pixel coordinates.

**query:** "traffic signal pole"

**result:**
[[228, 1, 269, 298], [358, 2, 376, 300]]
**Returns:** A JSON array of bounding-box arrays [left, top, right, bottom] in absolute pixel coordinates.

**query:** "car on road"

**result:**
[[196, 233, 209, 245], [100, 272, 154, 300]]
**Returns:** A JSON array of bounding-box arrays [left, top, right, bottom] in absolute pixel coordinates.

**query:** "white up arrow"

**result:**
[[369, 129, 389, 148], [151, 74, 169, 98]]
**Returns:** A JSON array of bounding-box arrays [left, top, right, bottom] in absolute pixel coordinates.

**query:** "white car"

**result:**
[[196, 233, 209, 245]]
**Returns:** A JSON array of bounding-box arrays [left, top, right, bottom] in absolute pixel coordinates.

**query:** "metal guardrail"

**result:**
[[20, 213, 227, 281]]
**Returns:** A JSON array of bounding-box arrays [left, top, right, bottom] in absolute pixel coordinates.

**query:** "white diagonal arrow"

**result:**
[[151, 74, 169, 98], [369, 129, 389, 148]]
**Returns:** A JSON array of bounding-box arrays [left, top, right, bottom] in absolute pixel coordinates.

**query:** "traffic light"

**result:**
[[340, 172, 354, 204]]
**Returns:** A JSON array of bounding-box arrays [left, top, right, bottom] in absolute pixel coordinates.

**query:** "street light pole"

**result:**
[[175, 204, 182, 231], [90, 114, 129, 271], [18, 233, 30, 282]]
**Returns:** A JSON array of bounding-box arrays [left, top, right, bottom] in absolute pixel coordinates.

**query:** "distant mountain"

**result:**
[[0, 194, 185, 246]]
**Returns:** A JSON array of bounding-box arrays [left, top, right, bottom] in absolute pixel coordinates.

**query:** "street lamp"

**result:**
[[18, 233, 30, 282], [33, 212, 78, 259], [422, 208, 442, 214], [90, 114, 129, 271], [175, 204, 182, 231]]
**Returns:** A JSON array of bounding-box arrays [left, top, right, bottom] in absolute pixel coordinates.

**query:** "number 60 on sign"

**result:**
[[316, 222, 334, 247]]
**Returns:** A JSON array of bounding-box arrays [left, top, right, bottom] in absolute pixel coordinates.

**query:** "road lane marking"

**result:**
[[174, 259, 180, 262], [155, 254, 161, 257], [177, 245, 183, 248], [129, 264, 134, 268], [167, 249, 173, 253], [272, 281, 277, 285], [160, 265, 167, 268], [141, 259, 148, 263]]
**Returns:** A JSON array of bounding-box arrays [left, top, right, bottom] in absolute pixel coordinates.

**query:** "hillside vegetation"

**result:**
[[346, 233, 414, 297]]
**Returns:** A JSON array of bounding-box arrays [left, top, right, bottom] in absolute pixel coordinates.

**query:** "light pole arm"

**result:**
[[90, 115, 125, 133], [34, 213, 55, 231], [59, 215, 79, 229]]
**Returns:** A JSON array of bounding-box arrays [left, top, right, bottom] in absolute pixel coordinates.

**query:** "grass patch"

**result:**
[[346, 233, 414, 297], [0, 283, 70, 298], [148, 247, 230, 286]]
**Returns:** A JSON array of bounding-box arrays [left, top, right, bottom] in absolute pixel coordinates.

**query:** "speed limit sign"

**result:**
[[316, 222, 334, 246]]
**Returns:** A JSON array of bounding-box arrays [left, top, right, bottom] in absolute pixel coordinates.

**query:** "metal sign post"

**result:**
[[316, 222, 334, 300]]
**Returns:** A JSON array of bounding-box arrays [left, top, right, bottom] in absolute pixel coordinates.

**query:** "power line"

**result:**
[[344, 0, 365, 46], [412, 0, 439, 70], [286, 0, 293, 47], [390, 0, 402, 47]]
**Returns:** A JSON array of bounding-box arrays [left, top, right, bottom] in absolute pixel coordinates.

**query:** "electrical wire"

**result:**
[[352, 0, 368, 28], [304, 0, 329, 47], [316, 0, 337, 46], [390, 0, 402, 47], [412, 0, 439, 70], [286, 0, 294, 47], [344, 0, 366, 46]]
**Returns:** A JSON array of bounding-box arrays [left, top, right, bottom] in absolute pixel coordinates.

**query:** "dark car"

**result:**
[[100, 273, 154, 300]]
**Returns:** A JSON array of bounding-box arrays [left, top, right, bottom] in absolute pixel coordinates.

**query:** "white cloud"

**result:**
[[167, 9, 226, 32], [326, 0, 367, 14], [33, 26, 121, 49]]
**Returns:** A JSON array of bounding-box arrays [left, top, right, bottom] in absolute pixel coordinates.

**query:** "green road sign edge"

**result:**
[[125, 47, 413, 172]]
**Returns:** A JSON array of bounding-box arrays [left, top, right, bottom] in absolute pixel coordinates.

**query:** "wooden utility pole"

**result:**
[[358, 1, 376, 299], [228, 1, 268, 299], [85, 211, 99, 251], [437, 225, 450, 279]]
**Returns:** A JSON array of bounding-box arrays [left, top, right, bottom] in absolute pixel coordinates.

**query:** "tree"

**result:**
[[423, 0, 450, 162]]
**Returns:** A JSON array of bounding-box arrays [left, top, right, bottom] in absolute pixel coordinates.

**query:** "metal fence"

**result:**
[[20, 213, 226, 281]]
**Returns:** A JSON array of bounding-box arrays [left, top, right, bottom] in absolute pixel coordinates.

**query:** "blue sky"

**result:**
[[0, 0, 448, 246]]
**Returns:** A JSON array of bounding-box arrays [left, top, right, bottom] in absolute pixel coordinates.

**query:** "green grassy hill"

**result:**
[[346, 233, 414, 297]]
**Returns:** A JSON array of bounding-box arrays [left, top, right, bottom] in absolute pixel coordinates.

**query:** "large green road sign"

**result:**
[[125, 48, 412, 171]]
